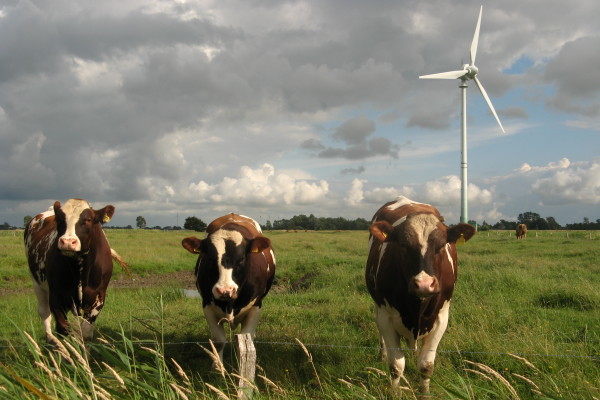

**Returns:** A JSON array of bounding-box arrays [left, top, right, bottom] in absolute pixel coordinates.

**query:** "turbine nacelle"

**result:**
[[463, 64, 478, 79]]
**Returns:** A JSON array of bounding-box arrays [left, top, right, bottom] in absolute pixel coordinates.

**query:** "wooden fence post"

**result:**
[[236, 333, 256, 400]]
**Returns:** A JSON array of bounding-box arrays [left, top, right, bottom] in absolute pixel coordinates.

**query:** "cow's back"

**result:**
[[371, 196, 442, 226], [206, 213, 262, 239]]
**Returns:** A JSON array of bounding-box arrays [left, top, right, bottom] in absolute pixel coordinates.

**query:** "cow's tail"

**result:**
[[111, 248, 132, 277]]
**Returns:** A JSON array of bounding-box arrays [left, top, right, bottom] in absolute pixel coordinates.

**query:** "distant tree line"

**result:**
[[477, 211, 598, 231], [9, 211, 600, 232], [267, 214, 370, 231], [0, 222, 17, 230], [565, 218, 600, 230]]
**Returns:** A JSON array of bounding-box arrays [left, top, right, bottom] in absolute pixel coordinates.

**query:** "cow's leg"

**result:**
[[417, 300, 451, 394], [80, 289, 106, 342], [32, 282, 58, 344], [49, 296, 70, 338], [376, 307, 405, 387], [203, 306, 227, 366], [374, 308, 388, 361], [240, 306, 261, 339]]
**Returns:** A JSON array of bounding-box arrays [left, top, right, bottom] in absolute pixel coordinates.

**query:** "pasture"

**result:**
[[0, 229, 599, 399]]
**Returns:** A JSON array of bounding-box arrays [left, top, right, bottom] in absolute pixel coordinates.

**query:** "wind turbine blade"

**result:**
[[470, 6, 482, 65], [473, 76, 505, 133], [419, 70, 468, 80]]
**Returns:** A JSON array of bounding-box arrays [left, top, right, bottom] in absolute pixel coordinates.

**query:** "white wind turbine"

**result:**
[[420, 5, 505, 224]]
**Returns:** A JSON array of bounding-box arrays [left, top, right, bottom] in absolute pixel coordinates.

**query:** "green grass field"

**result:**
[[1, 229, 598, 399]]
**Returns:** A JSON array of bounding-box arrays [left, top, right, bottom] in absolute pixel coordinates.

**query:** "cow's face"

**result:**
[[370, 214, 475, 299], [54, 199, 114, 256], [182, 230, 271, 301]]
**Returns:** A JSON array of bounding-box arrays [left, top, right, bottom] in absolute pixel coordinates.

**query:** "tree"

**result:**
[[136, 216, 147, 229], [545, 216, 562, 230], [493, 219, 518, 230], [479, 220, 493, 231], [184, 216, 207, 232], [24, 215, 33, 228]]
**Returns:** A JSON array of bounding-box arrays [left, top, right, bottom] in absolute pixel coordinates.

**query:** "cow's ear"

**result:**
[[248, 236, 271, 254], [370, 221, 394, 242], [182, 237, 203, 254], [447, 223, 476, 244], [95, 205, 115, 224]]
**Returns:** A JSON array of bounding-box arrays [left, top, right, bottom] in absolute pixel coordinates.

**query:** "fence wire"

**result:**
[[2, 337, 597, 361]]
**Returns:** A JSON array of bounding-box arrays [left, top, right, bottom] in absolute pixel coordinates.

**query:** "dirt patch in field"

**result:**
[[0, 270, 198, 297], [111, 270, 197, 291], [2, 269, 295, 297]]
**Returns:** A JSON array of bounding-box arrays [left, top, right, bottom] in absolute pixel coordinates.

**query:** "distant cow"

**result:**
[[182, 213, 276, 365], [365, 196, 476, 393], [516, 224, 527, 239], [24, 199, 125, 344]]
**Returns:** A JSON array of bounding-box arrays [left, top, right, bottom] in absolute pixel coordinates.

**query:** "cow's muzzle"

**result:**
[[213, 286, 238, 300], [58, 236, 81, 253], [410, 272, 440, 299]]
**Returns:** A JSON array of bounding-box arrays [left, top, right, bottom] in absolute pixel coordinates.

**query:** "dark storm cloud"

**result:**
[[544, 36, 600, 116], [313, 116, 399, 160], [341, 166, 366, 175], [333, 116, 375, 145]]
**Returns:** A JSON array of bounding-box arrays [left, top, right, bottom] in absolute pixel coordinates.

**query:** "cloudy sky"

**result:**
[[1, 0, 599, 228]]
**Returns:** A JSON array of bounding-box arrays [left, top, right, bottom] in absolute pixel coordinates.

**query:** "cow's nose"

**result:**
[[59, 237, 79, 251], [411, 274, 439, 298], [215, 287, 237, 299]]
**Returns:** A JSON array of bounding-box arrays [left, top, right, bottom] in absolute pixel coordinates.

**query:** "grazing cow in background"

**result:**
[[181, 213, 276, 365], [516, 224, 527, 239], [24, 199, 126, 344], [365, 196, 476, 394]]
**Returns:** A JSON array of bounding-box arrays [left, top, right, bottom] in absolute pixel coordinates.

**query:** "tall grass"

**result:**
[[1, 229, 599, 398], [1, 313, 591, 399]]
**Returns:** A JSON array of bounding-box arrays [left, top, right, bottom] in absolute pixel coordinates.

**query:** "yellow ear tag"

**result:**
[[194, 249, 201, 254], [382, 232, 387, 240], [102, 215, 111, 223], [251, 248, 259, 253], [456, 233, 466, 246]]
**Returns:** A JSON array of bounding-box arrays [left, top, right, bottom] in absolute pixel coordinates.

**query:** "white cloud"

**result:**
[[420, 175, 493, 206], [518, 158, 571, 173], [187, 163, 329, 207], [345, 178, 365, 206], [532, 160, 600, 205]]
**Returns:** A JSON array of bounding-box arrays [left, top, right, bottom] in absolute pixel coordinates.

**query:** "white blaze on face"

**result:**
[[210, 229, 243, 298], [58, 199, 90, 252], [406, 214, 439, 257]]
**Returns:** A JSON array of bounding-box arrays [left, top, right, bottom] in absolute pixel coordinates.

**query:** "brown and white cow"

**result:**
[[181, 213, 276, 365], [365, 196, 476, 393], [24, 199, 124, 344], [516, 224, 527, 239]]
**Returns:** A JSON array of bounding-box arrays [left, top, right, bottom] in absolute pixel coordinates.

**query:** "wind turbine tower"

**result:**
[[419, 5, 505, 224]]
